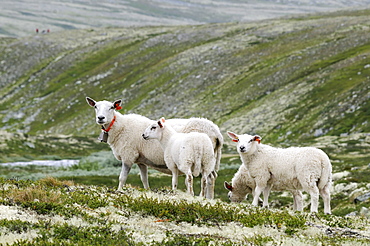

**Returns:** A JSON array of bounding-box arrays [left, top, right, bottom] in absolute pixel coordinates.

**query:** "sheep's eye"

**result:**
[[110, 106, 114, 110], [151, 126, 156, 130], [248, 139, 253, 143], [94, 106, 97, 109]]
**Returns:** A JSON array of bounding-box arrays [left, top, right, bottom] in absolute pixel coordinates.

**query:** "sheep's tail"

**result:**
[[182, 118, 223, 172], [214, 136, 222, 172], [192, 147, 202, 177], [318, 152, 332, 190]]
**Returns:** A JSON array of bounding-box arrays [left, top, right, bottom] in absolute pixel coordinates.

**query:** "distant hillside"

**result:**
[[2, 0, 370, 37], [0, 8, 369, 161]]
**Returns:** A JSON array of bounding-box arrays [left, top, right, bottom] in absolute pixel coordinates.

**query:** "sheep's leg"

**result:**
[[292, 191, 297, 211], [171, 168, 179, 190], [262, 184, 272, 208], [308, 186, 319, 213], [252, 190, 264, 205], [137, 163, 149, 189], [186, 169, 194, 196], [118, 162, 133, 191], [291, 190, 303, 211], [320, 185, 331, 214], [206, 171, 217, 199], [200, 173, 207, 198], [252, 185, 265, 207]]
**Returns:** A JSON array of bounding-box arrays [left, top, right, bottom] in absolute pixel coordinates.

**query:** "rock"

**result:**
[[332, 182, 358, 195], [360, 207, 370, 218], [332, 171, 351, 181], [354, 192, 370, 204], [345, 211, 357, 217]]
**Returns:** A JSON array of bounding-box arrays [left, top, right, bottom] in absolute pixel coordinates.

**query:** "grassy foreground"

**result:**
[[0, 177, 369, 245]]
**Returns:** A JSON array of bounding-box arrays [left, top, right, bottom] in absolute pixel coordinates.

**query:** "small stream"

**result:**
[[0, 159, 79, 167]]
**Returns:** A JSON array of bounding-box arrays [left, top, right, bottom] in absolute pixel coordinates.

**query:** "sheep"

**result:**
[[142, 117, 216, 198], [85, 97, 223, 195], [224, 164, 303, 211], [226, 131, 332, 214]]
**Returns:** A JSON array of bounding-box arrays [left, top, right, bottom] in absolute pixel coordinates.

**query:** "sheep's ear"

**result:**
[[224, 181, 233, 191], [113, 100, 122, 110], [253, 135, 262, 144], [86, 97, 96, 107], [157, 120, 163, 128], [227, 131, 239, 142], [157, 117, 165, 128]]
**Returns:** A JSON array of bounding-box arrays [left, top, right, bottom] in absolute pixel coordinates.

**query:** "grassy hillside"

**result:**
[[0, 9, 369, 144]]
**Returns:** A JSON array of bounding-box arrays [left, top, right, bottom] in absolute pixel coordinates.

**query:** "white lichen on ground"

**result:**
[[0, 182, 369, 245]]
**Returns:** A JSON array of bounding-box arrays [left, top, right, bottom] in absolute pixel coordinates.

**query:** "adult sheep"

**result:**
[[142, 117, 216, 198], [227, 131, 332, 214], [85, 97, 223, 194], [224, 164, 303, 211]]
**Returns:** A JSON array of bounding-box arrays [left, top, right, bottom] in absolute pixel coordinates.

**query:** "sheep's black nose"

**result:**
[[239, 146, 246, 151], [98, 116, 105, 120]]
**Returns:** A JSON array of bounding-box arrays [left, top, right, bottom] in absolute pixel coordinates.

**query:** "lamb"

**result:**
[[227, 131, 332, 214], [224, 164, 303, 211], [85, 97, 223, 195], [142, 117, 216, 198]]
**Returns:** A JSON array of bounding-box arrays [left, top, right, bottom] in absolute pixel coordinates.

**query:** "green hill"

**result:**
[[1, 9, 369, 154]]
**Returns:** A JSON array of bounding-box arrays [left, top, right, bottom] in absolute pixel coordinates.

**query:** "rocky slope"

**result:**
[[2, 0, 370, 37], [0, 9, 369, 142]]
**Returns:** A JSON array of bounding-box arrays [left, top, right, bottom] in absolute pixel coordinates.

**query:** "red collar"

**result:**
[[102, 116, 116, 132]]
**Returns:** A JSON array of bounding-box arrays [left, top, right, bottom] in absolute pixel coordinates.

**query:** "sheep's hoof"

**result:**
[[115, 189, 124, 194], [309, 212, 319, 219]]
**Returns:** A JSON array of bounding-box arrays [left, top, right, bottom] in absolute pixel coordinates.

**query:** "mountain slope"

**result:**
[[1, 9, 369, 146], [2, 0, 370, 37]]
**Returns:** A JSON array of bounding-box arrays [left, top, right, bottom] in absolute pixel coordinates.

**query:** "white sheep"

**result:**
[[85, 97, 223, 195], [227, 131, 332, 214], [224, 164, 303, 211], [142, 117, 216, 198]]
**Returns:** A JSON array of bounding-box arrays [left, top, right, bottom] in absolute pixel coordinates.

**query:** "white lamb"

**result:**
[[142, 117, 216, 198], [227, 131, 332, 214], [224, 164, 303, 211], [85, 97, 223, 195]]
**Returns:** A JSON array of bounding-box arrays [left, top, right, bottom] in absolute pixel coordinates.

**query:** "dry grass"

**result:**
[[9, 187, 61, 204], [6, 177, 72, 204], [37, 176, 74, 187]]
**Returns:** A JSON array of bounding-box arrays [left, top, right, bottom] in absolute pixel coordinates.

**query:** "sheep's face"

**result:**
[[142, 117, 165, 140], [227, 131, 261, 155], [228, 191, 248, 203], [86, 97, 122, 125], [224, 181, 250, 203]]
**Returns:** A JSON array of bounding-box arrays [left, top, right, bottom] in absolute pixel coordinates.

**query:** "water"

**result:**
[[0, 159, 79, 167]]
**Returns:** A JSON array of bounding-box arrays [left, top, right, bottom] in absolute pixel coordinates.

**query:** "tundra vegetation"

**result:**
[[0, 177, 369, 245], [0, 7, 369, 245]]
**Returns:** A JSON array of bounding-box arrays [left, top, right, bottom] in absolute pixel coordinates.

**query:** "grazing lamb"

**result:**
[[142, 117, 216, 198], [227, 131, 332, 214], [85, 97, 223, 194], [224, 164, 303, 211]]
